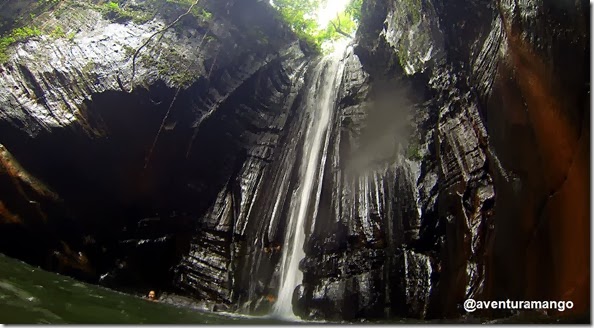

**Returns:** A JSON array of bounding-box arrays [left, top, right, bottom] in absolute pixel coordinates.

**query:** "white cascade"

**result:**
[[272, 44, 350, 319]]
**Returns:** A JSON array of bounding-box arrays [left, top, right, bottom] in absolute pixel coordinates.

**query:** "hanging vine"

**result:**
[[128, 0, 201, 92]]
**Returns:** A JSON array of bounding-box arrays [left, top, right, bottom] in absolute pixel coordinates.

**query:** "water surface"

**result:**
[[0, 253, 282, 324], [0, 253, 585, 324]]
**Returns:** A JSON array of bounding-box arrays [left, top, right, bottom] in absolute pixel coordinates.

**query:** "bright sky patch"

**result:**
[[316, 0, 351, 29]]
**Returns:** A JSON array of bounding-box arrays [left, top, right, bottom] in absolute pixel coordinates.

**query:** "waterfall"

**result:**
[[272, 44, 350, 318]]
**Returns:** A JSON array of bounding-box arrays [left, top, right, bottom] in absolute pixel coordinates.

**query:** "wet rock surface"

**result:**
[[0, 0, 312, 292], [275, 0, 588, 321], [325, 0, 589, 321], [0, 0, 588, 323]]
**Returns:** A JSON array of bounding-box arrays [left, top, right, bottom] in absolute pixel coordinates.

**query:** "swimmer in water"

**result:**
[[147, 290, 157, 301]]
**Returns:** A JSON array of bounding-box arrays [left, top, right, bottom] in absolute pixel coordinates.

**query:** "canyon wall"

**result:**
[[0, 0, 313, 292], [336, 0, 590, 320], [0, 0, 588, 322]]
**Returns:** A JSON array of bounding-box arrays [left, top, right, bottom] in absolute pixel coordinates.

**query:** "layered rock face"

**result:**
[[237, 0, 587, 321], [0, 0, 588, 323], [0, 0, 312, 290], [336, 0, 589, 320]]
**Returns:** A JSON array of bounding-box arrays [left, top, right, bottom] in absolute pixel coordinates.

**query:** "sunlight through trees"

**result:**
[[270, 0, 362, 52]]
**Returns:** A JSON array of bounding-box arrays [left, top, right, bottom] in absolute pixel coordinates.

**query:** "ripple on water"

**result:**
[[0, 280, 39, 304], [72, 282, 86, 289], [33, 308, 64, 322]]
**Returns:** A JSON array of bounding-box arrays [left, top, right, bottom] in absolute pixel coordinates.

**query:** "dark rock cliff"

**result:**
[[253, 0, 588, 322], [316, 0, 589, 321], [0, 0, 312, 292], [0, 0, 589, 323]]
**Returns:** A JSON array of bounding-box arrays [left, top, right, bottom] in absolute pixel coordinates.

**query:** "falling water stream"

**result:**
[[272, 44, 350, 318]]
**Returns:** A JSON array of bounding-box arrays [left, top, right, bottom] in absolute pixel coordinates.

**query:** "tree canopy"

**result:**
[[271, 0, 362, 52]]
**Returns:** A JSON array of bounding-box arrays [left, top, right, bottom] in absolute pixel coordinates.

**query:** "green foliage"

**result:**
[[98, 0, 211, 26], [319, 11, 357, 42], [11, 26, 42, 40], [0, 41, 12, 63], [49, 25, 65, 38], [66, 31, 76, 41], [273, 0, 317, 33], [344, 0, 362, 21], [122, 44, 136, 57], [101, 1, 134, 23], [0, 0, 67, 62], [271, 0, 362, 51], [100, 1, 153, 24], [0, 26, 42, 63], [199, 8, 212, 21], [0, 0, 230, 64], [406, 140, 423, 161], [104, 1, 119, 11], [38, 0, 62, 5], [272, 0, 320, 50], [48, 25, 76, 41]]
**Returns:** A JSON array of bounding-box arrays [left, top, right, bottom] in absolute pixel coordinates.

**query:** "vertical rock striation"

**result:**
[[333, 0, 589, 320], [0, 0, 314, 291], [0, 0, 588, 322], [172, 46, 310, 308]]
